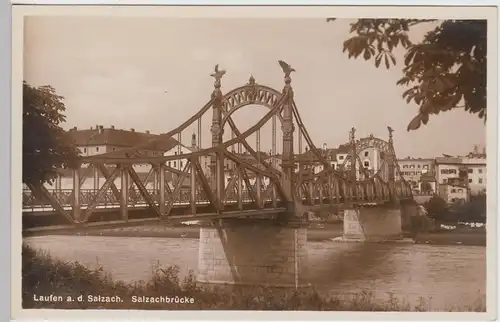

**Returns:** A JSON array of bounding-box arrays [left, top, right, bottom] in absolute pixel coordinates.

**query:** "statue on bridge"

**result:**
[[387, 125, 394, 138], [349, 127, 356, 142], [210, 64, 226, 82], [278, 60, 296, 77]]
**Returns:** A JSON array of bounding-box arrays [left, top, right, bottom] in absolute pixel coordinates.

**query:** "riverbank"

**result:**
[[413, 227, 486, 246], [22, 244, 486, 311], [63, 223, 344, 241], [46, 222, 486, 246]]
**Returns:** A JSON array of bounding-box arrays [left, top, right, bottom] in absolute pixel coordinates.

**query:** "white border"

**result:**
[[10, 4, 498, 321]]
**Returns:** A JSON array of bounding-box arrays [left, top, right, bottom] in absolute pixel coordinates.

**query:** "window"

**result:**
[[174, 161, 177, 168], [451, 189, 456, 193], [478, 169, 483, 174], [479, 178, 483, 184], [112, 147, 116, 151], [458, 189, 463, 193], [168, 161, 171, 167], [174, 152, 177, 155], [363, 161, 370, 168], [96, 147, 99, 152], [364, 151, 369, 157], [423, 165, 428, 169], [180, 161, 183, 168], [443, 179, 447, 184], [338, 155, 344, 160], [417, 164, 421, 168], [469, 179, 473, 183], [468, 169, 473, 173], [403, 165, 408, 169], [83, 148, 87, 153]]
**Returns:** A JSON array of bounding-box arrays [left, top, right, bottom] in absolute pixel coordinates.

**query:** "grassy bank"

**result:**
[[22, 245, 486, 311]]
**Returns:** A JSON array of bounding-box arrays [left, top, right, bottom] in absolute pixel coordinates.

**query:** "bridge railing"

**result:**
[[21, 188, 279, 212]]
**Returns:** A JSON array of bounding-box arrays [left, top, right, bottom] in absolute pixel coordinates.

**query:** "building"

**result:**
[[397, 157, 435, 193], [438, 183, 469, 204], [163, 133, 210, 175], [36, 126, 197, 191], [435, 151, 486, 195], [66, 125, 175, 158], [296, 137, 389, 179], [296, 143, 351, 176]]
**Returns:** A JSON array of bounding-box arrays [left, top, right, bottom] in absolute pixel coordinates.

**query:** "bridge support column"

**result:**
[[341, 206, 403, 242], [197, 218, 309, 289], [72, 168, 80, 222]]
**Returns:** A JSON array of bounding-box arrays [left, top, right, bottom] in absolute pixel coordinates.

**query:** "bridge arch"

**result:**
[[340, 134, 393, 179], [221, 79, 284, 127], [355, 135, 392, 154]]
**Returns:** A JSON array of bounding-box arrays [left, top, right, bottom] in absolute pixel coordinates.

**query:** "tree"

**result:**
[[424, 195, 449, 222], [421, 182, 433, 194], [23, 81, 80, 186], [328, 19, 487, 131]]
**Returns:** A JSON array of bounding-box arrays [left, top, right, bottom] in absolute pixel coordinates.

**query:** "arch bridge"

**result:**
[[22, 62, 416, 288]]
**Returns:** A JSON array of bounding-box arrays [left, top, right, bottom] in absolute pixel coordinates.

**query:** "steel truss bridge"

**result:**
[[22, 62, 413, 233]]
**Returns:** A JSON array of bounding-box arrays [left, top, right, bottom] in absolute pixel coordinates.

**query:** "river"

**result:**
[[24, 235, 486, 310]]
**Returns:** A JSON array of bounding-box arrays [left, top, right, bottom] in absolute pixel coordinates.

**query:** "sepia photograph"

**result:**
[[12, 4, 497, 319]]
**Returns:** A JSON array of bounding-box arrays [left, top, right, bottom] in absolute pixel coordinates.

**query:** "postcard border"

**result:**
[[9, 4, 499, 321]]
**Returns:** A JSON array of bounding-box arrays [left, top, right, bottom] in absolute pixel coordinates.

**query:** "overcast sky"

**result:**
[[23, 17, 486, 158]]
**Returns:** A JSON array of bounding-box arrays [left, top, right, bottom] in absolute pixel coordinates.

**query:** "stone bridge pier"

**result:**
[[342, 206, 403, 242], [196, 218, 310, 289], [341, 201, 418, 242]]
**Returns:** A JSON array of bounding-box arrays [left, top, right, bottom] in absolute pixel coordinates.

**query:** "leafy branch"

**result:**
[[328, 19, 486, 131]]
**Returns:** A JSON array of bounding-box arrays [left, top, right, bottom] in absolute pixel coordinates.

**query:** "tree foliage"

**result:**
[[23, 81, 80, 186], [424, 195, 449, 221], [450, 191, 487, 223], [328, 19, 487, 131]]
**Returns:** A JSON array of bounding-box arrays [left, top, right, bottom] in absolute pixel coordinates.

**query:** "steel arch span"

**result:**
[[22, 62, 414, 233]]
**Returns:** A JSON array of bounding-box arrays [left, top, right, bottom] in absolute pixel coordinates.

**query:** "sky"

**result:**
[[23, 17, 486, 159]]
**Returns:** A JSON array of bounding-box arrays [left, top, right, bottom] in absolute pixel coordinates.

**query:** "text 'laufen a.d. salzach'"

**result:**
[[33, 294, 197, 304]]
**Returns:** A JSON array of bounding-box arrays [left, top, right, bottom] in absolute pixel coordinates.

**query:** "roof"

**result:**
[[296, 144, 350, 162], [65, 127, 180, 152], [435, 157, 464, 164], [397, 157, 435, 163]]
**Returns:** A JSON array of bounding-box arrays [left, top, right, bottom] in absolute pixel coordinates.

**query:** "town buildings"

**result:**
[[45, 126, 204, 190], [434, 146, 487, 196], [397, 157, 435, 193], [438, 183, 469, 204], [42, 126, 487, 204]]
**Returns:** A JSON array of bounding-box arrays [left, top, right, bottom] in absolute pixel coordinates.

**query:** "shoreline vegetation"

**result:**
[[22, 245, 486, 311], [31, 221, 486, 246]]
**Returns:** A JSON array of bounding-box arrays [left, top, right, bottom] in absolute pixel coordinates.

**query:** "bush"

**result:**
[[450, 193, 487, 223], [424, 195, 451, 222], [22, 245, 485, 311]]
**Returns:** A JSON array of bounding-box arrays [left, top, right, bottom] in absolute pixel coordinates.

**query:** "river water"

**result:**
[[24, 235, 486, 310]]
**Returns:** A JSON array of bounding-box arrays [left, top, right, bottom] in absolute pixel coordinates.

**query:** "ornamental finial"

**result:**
[[387, 125, 394, 139], [350, 127, 356, 142], [278, 60, 295, 85], [210, 64, 226, 88], [248, 74, 256, 85]]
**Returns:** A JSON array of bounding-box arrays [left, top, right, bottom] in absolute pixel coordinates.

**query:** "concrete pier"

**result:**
[[197, 218, 309, 288], [342, 206, 403, 242]]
